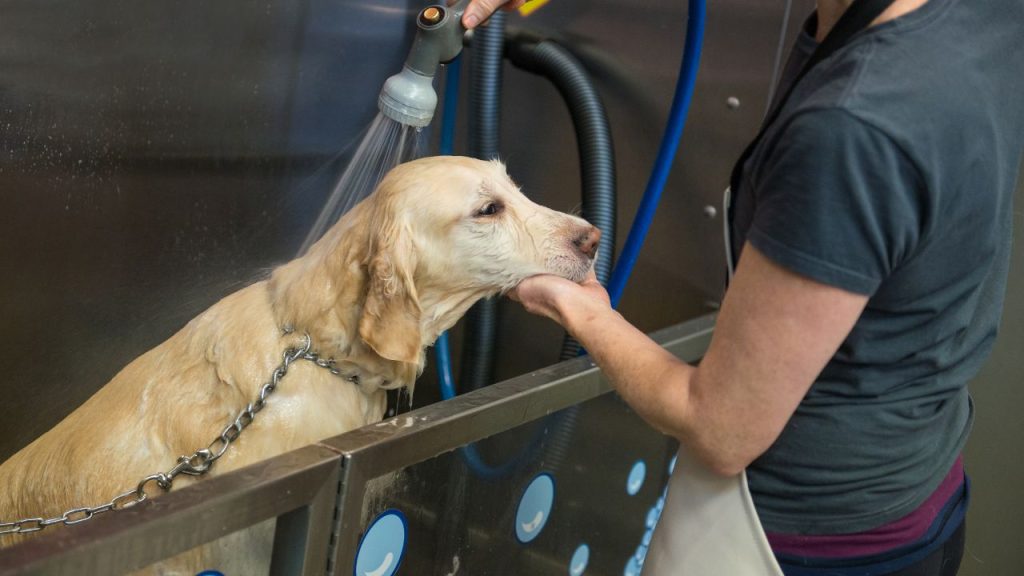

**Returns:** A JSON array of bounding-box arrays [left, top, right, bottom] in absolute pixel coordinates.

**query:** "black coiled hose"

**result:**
[[468, 14, 505, 161], [505, 36, 617, 360], [505, 37, 616, 287]]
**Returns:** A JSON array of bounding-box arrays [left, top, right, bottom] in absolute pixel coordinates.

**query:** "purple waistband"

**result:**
[[766, 455, 965, 558]]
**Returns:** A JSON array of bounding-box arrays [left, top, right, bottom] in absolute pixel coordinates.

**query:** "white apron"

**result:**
[[642, 445, 783, 575], [639, 188, 783, 575]]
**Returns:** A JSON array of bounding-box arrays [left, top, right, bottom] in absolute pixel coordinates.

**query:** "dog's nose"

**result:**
[[573, 225, 601, 259]]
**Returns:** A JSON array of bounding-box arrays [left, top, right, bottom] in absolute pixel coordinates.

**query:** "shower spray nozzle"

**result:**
[[379, 1, 470, 127]]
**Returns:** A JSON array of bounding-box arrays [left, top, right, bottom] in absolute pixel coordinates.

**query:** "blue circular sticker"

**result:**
[[646, 506, 659, 528], [569, 543, 590, 575], [354, 509, 407, 576], [196, 572, 224, 576], [626, 460, 646, 496], [515, 473, 555, 543], [635, 543, 648, 563], [624, 555, 643, 576]]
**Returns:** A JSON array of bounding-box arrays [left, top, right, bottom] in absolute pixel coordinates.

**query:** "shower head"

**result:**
[[379, 1, 469, 127]]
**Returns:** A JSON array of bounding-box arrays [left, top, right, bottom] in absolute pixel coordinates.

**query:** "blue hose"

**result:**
[[606, 0, 706, 309], [437, 328, 519, 478]]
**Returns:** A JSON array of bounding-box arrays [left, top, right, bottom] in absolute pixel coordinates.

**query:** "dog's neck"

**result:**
[[267, 202, 496, 392], [416, 284, 499, 345], [267, 203, 407, 388]]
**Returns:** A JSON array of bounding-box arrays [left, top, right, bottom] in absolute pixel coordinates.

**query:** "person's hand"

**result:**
[[461, 0, 531, 29], [508, 268, 613, 329]]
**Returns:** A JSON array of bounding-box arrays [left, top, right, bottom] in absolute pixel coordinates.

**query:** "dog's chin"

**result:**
[[545, 253, 596, 284], [565, 261, 594, 283]]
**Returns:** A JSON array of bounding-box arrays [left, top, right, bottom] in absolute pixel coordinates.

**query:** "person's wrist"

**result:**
[[546, 283, 574, 326], [560, 290, 611, 336]]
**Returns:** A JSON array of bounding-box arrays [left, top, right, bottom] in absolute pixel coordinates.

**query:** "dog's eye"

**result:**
[[476, 202, 503, 217]]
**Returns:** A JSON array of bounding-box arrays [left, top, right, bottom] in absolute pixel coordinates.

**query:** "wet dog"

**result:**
[[0, 156, 599, 573]]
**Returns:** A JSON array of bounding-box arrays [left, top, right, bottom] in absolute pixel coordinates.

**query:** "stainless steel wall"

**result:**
[[0, 0, 423, 460]]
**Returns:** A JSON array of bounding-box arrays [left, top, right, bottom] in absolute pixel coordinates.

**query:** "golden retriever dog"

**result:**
[[0, 156, 599, 573]]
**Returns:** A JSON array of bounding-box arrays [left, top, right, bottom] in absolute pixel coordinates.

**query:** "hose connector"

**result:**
[[379, 1, 469, 127]]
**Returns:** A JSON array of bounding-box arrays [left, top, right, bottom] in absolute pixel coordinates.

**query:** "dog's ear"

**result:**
[[359, 214, 423, 365]]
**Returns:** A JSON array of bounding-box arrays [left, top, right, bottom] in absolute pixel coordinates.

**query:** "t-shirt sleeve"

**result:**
[[746, 108, 924, 295]]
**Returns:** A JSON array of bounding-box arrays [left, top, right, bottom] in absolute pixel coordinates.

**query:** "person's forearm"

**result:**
[[552, 250, 869, 478], [561, 303, 702, 453], [513, 247, 866, 477], [563, 305, 757, 476]]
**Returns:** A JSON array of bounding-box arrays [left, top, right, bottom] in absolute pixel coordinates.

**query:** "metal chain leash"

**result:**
[[0, 333, 351, 538]]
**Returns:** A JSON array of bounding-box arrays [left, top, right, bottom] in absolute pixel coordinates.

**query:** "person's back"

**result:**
[[728, 0, 1024, 566]]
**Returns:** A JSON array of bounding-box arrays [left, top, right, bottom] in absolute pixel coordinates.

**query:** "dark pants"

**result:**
[[885, 521, 965, 576]]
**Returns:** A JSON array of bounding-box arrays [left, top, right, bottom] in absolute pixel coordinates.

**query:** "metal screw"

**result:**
[[703, 205, 717, 219], [726, 96, 740, 109]]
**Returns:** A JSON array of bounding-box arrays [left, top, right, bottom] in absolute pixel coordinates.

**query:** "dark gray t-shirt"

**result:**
[[731, 0, 1024, 534]]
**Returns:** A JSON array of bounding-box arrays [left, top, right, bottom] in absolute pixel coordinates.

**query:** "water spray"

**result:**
[[378, 1, 470, 128]]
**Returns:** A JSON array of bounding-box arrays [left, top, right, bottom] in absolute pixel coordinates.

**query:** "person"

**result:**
[[465, 0, 1024, 574]]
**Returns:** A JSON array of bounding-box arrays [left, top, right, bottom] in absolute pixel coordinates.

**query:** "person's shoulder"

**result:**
[[769, 106, 901, 169], [825, 0, 1021, 136]]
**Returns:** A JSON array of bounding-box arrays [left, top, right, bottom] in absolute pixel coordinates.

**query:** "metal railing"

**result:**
[[0, 314, 715, 575]]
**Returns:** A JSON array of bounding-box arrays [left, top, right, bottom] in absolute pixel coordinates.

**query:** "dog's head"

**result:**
[[358, 156, 600, 365]]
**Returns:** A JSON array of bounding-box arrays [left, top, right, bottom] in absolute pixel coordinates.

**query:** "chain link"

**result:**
[[1, 333, 349, 538]]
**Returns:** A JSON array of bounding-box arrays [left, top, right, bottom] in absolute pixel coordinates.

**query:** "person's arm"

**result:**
[[461, 0, 529, 29], [510, 243, 868, 477]]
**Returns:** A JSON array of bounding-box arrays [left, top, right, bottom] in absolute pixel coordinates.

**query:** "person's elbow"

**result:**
[[674, 372, 789, 478], [668, 419, 775, 478], [703, 449, 759, 478]]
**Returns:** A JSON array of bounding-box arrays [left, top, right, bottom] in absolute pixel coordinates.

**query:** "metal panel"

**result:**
[[0, 444, 341, 576], [270, 459, 343, 576], [325, 314, 715, 574], [349, 394, 677, 574], [0, 315, 713, 575]]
